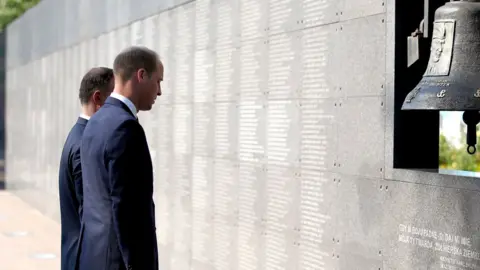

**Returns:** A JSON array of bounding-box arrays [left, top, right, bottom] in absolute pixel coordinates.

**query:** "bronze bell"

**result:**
[[402, 0, 480, 154]]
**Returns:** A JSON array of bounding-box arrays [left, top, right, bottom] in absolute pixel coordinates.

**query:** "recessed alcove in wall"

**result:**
[[392, 0, 448, 170]]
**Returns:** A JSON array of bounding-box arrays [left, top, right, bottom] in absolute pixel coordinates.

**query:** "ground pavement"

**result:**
[[0, 191, 60, 269]]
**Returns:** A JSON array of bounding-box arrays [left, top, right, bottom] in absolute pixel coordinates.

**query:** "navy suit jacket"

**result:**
[[59, 117, 88, 270], [79, 97, 158, 270]]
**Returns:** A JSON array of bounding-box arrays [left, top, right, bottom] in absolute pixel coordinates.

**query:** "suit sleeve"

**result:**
[[106, 120, 147, 268], [71, 146, 84, 217]]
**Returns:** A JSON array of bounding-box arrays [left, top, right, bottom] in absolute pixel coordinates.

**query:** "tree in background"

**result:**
[[439, 134, 455, 168], [0, 0, 40, 30], [439, 126, 480, 172]]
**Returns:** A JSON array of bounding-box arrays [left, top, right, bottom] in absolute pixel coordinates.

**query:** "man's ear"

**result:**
[[92, 90, 102, 105], [137, 68, 147, 82]]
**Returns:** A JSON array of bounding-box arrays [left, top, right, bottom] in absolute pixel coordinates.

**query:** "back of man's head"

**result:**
[[113, 46, 159, 83], [79, 67, 114, 105]]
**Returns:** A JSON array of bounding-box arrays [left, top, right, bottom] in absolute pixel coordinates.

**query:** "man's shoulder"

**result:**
[[84, 111, 139, 144], [60, 123, 83, 170], [63, 123, 85, 152], [87, 107, 134, 131]]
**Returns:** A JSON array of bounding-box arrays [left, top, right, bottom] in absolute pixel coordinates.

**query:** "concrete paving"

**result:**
[[0, 191, 60, 270]]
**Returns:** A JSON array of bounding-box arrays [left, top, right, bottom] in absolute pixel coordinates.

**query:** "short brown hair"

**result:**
[[79, 67, 114, 105], [113, 46, 159, 82]]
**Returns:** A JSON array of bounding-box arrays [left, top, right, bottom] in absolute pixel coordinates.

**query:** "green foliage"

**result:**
[[0, 0, 41, 31], [439, 128, 480, 172], [439, 134, 454, 166]]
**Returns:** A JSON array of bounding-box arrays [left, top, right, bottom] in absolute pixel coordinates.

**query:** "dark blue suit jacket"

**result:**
[[59, 117, 88, 270], [79, 97, 158, 270]]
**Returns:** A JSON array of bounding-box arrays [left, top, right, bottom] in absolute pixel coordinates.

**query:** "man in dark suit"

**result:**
[[58, 67, 114, 270], [79, 46, 163, 270]]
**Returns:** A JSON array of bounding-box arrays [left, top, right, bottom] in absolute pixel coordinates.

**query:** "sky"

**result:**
[[440, 111, 464, 148]]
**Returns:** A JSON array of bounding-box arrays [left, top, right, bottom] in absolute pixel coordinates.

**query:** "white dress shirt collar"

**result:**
[[110, 92, 138, 116], [79, 114, 90, 120]]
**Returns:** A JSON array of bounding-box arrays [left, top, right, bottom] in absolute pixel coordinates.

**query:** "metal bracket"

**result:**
[[407, 20, 424, 67], [407, 0, 431, 66], [424, 0, 430, 38]]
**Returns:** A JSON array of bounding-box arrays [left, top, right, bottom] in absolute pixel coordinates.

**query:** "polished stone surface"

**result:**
[[0, 191, 59, 270]]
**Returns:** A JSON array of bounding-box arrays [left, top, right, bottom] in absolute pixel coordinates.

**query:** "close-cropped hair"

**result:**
[[113, 46, 159, 82], [78, 67, 114, 104]]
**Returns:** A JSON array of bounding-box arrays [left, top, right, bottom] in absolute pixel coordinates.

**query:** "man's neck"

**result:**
[[113, 87, 139, 112], [81, 105, 95, 118]]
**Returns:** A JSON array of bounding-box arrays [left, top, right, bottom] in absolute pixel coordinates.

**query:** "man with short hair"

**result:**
[[79, 46, 163, 270], [58, 67, 114, 270]]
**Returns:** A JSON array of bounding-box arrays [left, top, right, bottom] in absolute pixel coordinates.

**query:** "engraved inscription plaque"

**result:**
[[215, 47, 239, 101], [96, 34, 108, 67], [174, 7, 194, 103], [213, 159, 237, 221], [340, 0, 384, 20], [424, 20, 455, 77], [266, 100, 300, 166], [239, 100, 265, 163], [265, 164, 299, 270], [79, 41, 87, 74], [240, 39, 266, 99], [214, 102, 238, 160], [108, 31, 117, 65], [130, 20, 143, 46], [268, 33, 300, 100], [216, 0, 237, 47], [173, 104, 192, 155], [192, 156, 213, 265], [158, 11, 172, 53], [64, 48, 73, 102], [383, 181, 480, 270], [118, 26, 129, 52], [171, 155, 192, 255], [158, 12, 172, 103], [301, 0, 337, 28], [156, 105, 173, 168], [213, 159, 238, 269], [195, 0, 212, 49], [155, 105, 173, 247], [240, 0, 265, 41], [194, 50, 215, 103], [139, 110, 155, 155], [213, 221, 237, 270], [299, 170, 335, 269], [193, 104, 214, 156], [87, 39, 96, 67], [143, 15, 157, 49], [299, 99, 336, 171], [155, 176, 173, 246], [301, 26, 333, 99], [238, 163, 265, 270], [268, 0, 296, 34]]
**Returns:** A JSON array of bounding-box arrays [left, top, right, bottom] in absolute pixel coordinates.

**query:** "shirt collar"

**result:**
[[79, 114, 90, 120], [110, 92, 138, 116]]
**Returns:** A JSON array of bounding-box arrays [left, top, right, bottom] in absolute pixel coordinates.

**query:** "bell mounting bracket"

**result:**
[[407, 0, 431, 67]]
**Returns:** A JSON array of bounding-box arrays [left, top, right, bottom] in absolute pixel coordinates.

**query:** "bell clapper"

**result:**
[[467, 145, 476, 155], [462, 111, 480, 155]]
